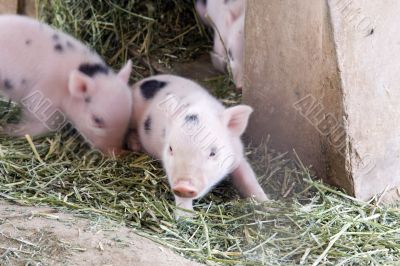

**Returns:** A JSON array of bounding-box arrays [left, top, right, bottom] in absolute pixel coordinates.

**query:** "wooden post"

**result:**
[[0, 0, 36, 17], [0, 1, 18, 14], [244, 0, 400, 202]]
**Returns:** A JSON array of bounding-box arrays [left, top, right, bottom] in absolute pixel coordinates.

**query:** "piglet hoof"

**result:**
[[254, 192, 269, 203]]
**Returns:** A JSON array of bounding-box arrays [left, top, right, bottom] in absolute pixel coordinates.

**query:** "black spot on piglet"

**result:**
[[140, 80, 168, 100], [54, 44, 63, 52], [185, 114, 199, 124], [4, 79, 13, 90], [25, 39, 32, 45], [78, 63, 109, 77], [144, 116, 152, 132]]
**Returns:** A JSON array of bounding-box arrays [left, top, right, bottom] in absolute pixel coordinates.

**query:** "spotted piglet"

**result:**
[[227, 14, 244, 89], [129, 75, 268, 218], [195, 0, 245, 89], [0, 15, 133, 154]]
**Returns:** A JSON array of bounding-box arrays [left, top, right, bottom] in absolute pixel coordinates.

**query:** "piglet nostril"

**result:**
[[186, 189, 197, 197], [172, 189, 185, 198]]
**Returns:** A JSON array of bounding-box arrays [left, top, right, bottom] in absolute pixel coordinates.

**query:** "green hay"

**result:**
[[38, 0, 211, 80], [1, 127, 400, 265], [0, 1, 400, 265]]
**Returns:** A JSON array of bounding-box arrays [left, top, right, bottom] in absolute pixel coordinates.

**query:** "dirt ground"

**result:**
[[0, 200, 203, 266]]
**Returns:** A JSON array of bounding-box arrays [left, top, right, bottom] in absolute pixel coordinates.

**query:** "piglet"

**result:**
[[196, 0, 245, 28], [227, 14, 245, 89], [195, 0, 210, 26], [0, 15, 132, 154], [129, 75, 268, 218], [195, 0, 245, 89]]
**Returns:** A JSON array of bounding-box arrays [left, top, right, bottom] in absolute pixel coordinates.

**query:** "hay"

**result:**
[[0, 1, 400, 265], [38, 0, 211, 79], [1, 127, 400, 265]]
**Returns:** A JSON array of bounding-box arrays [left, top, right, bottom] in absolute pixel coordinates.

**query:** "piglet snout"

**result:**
[[172, 180, 198, 198]]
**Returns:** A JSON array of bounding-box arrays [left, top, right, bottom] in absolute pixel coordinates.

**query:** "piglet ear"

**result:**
[[230, 0, 245, 21], [225, 2, 244, 27], [225, 11, 235, 28], [225, 9, 240, 28], [117, 60, 132, 84], [68, 70, 95, 99], [222, 105, 253, 136]]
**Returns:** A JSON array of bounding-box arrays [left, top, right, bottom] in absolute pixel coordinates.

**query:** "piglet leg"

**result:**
[[174, 196, 195, 219], [3, 117, 48, 137], [231, 159, 269, 202], [125, 128, 142, 152]]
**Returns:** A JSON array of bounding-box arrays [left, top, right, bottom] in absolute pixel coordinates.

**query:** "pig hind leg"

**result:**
[[2, 111, 49, 137]]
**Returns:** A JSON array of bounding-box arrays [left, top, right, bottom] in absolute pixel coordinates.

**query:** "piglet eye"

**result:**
[[92, 115, 105, 128], [169, 146, 173, 155], [209, 148, 217, 158]]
